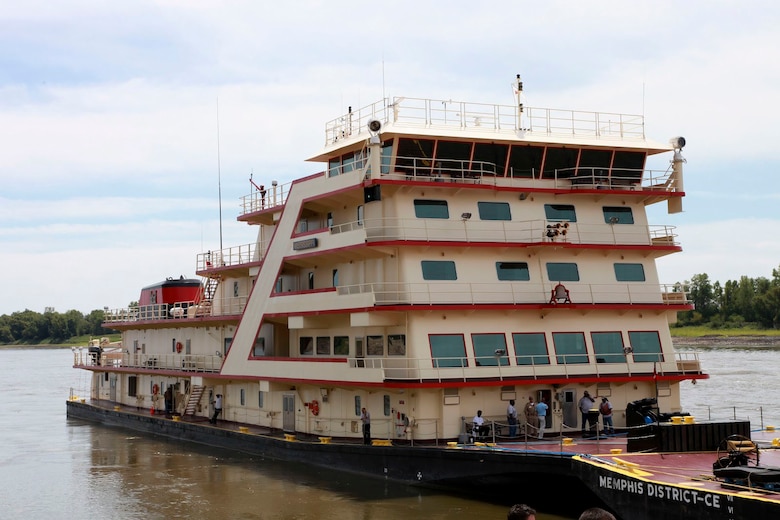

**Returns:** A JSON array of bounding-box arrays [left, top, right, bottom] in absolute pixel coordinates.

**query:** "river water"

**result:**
[[1, 346, 776, 520]]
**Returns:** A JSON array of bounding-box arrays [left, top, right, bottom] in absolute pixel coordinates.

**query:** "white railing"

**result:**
[[346, 351, 701, 382], [240, 180, 292, 215], [104, 295, 248, 324], [351, 217, 677, 247], [197, 243, 264, 271], [72, 350, 223, 372], [324, 97, 645, 145], [336, 282, 688, 306]]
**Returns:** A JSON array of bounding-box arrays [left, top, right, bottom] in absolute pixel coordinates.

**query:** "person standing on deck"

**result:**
[[507, 399, 518, 437], [578, 391, 595, 434], [535, 397, 548, 439], [360, 407, 371, 445], [210, 394, 223, 424], [524, 396, 538, 437], [600, 397, 614, 434]]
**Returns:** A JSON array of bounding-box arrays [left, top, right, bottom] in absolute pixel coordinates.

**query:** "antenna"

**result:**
[[217, 98, 223, 251]]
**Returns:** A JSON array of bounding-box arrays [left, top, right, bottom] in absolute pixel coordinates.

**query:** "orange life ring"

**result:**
[[153, 384, 160, 395], [176, 341, 183, 353], [310, 400, 319, 416]]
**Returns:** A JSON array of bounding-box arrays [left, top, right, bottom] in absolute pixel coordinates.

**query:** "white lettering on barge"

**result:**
[[599, 476, 721, 509]]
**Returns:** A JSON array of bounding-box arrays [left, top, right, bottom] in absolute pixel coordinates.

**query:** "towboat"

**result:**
[[69, 75, 777, 518]]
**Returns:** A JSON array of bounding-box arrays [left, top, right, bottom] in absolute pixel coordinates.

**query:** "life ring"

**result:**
[[176, 341, 183, 353], [310, 400, 319, 416], [152, 384, 160, 395]]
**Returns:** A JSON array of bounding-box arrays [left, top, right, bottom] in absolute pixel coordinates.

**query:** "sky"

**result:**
[[1, 1, 779, 316]]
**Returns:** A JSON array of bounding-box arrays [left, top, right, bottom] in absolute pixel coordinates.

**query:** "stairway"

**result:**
[[184, 385, 205, 416], [203, 277, 219, 301]]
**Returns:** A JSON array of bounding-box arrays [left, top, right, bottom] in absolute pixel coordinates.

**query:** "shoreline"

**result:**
[[672, 335, 780, 347]]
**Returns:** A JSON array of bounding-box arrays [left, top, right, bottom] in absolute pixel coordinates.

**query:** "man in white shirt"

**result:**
[[507, 400, 518, 437], [473, 410, 488, 440]]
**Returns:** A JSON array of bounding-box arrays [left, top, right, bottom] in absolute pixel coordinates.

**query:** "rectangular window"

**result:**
[[383, 394, 391, 416], [552, 332, 588, 364], [354, 396, 361, 416], [496, 262, 530, 281], [357, 205, 364, 226], [367, 335, 384, 356], [380, 142, 393, 175], [414, 199, 449, 219], [544, 204, 577, 222], [603, 206, 634, 224], [308, 272, 314, 290], [316, 336, 331, 355], [430, 334, 467, 368], [334, 336, 350, 356], [252, 337, 265, 357], [628, 331, 663, 363], [512, 333, 550, 365], [299, 336, 314, 355], [546, 262, 580, 282], [332, 269, 339, 287], [258, 390, 264, 408], [591, 332, 626, 363], [614, 263, 646, 282], [128, 376, 138, 397], [328, 157, 341, 177], [388, 334, 406, 356], [233, 281, 239, 297], [472, 333, 509, 366], [422, 260, 457, 280], [240, 388, 246, 406], [477, 201, 511, 221]]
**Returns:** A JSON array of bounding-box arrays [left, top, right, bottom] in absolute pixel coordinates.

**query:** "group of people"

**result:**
[[477, 390, 615, 441], [508, 504, 615, 520]]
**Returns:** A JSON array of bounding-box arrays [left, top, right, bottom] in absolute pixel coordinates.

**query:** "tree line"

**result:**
[[0, 308, 116, 344], [679, 265, 780, 329]]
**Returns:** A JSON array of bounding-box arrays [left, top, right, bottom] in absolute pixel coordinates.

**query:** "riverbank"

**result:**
[[673, 335, 780, 347]]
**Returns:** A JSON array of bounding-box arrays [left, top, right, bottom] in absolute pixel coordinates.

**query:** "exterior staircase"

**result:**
[[184, 385, 205, 416]]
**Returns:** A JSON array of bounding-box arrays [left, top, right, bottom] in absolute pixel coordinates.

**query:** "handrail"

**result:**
[[196, 242, 265, 271], [335, 281, 689, 306], [71, 350, 223, 372], [104, 295, 248, 324]]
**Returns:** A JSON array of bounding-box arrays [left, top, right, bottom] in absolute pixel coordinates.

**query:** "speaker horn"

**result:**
[[368, 119, 382, 133]]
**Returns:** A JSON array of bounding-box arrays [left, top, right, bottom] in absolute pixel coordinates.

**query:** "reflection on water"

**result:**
[[0, 349, 569, 520]]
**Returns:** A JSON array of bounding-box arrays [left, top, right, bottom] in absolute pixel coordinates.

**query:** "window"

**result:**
[[299, 336, 313, 355], [252, 337, 265, 357], [326, 212, 333, 228], [414, 199, 449, 219], [552, 332, 588, 364], [546, 262, 580, 281], [496, 262, 530, 281], [298, 218, 308, 233], [332, 269, 339, 287], [334, 336, 349, 356], [472, 333, 509, 366], [430, 334, 467, 368], [512, 333, 550, 365], [614, 263, 645, 282], [316, 336, 331, 355], [308, 272, 314, 290], [544, 204, 577, 222], [367, 335, 384, 356], [541, 147, 578, 179], [275, 277, 283, 293], [603, 206, 634, 224], [240, 388, 245, 406], [591, 332, 626, 363], [328, 157, 341, 177], [357, 205, 364, 226], [472, 142, 506, 176], [383, 395, 391, 416], [258, 390, 264, 408], [233, 281, 239, 297], [478, 201, 511, 221], [128, 376, 138, 397], [422, 260, 457, 280], [380, 142, 393, 175], [628, 331, 663, 363], [508, 144, 544, 178], [354, 396, 361, 416], [388, 334, 406, 356]]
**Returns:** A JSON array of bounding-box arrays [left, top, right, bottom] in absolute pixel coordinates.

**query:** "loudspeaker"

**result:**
[[364, 185, 381, 202]]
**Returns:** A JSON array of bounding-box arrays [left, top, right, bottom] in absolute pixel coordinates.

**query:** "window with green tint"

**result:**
[[552, 332, 588, 364], [628, 331, 663, 363], [328, 157, 341, 177], [478, 201, 511, 221], [591, 332, 626, 363], [388, 334, 406, 356], [512, 333, 550, 365], [614, 263, 646, 282], [316, 336, 331, 355], [496, 262, 530, 281], [414, 199, 449, 219], [546, 262, 580, 281], [603, 206, 634, 224], [430, 334, 467, 368], [544, 204, 577, 222], [472, 333, 509, 366], [299, 336, 313, 355], [422, 260, 457, 280], [334, 336, 349, 356], [380, 142, 393, 174]]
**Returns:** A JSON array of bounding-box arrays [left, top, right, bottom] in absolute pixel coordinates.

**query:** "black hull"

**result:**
[[66, 401, 600, 517], [573, 456, 780, 520]]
